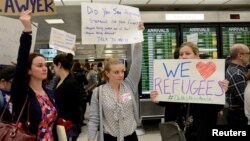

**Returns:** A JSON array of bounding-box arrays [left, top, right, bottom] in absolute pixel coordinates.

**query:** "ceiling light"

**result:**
[[45, 19, 64, 24], [165, 14, 204, 21], [105, 50, 113, 53]]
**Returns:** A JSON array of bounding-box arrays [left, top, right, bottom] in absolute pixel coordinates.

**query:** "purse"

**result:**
[[159, 121, 186, 141], [159, 104, 192, 141], [0, 96, 36, 141]]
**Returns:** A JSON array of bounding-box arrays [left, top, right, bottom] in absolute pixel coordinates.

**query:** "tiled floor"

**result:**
[[77, 105, 161, 141], [77, 120, 161, 141]]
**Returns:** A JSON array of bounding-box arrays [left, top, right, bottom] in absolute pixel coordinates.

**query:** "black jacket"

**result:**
[[11, 33, 58, 137]]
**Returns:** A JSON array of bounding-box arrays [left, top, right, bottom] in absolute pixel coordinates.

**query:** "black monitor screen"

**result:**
[[182, 27, 218, 58], [221, 26, 250, 57], [141, 26, 177, 97]]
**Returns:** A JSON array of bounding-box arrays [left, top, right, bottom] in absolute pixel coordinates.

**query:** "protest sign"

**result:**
[[49, 27, 76, 56], [0, 0, 56, 16], [81, 3, 143, 44], [154, 59, 225, 105], [0, 15, 37, 65]]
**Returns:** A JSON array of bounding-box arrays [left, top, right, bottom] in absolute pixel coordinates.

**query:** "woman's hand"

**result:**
[[20, 10, 32, 32], [138, 21, 145, 31], [150, 90, 159, 103], [219, 80, 229, 92]]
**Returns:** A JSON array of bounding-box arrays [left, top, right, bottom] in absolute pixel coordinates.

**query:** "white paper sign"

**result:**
[[0, 16, 37, 65], [56, 125, 67, 141], [81, 3, 143, 44], [187, 33, 198, 44], [154, 59, 225, 105], [49, 27, 76, 55]]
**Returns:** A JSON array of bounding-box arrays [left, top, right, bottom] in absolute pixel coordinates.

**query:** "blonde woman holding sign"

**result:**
[[88, 22, 144, 141], [150, 42, 229, 141]]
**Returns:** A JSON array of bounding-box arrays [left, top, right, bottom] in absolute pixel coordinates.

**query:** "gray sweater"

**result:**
[[88, 43, 142, 141]]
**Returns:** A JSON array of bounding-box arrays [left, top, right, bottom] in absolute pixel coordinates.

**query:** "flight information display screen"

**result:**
[[182, 27, 218, 58], [222, 27, 250, 57], [142, 27, 177, 94]]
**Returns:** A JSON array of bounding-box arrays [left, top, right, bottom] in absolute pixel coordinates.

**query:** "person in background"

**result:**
[[173, 47, 180, 59], [199, 53, 210, 59], [97, 62, 106, 85], [11, 10, 58, 140], [0, 65, 15, 121], [226, 43, 249, 125], [244, 69, 250, 125], [86, 63, 99, 104], [72, 62, 88, 126], [53, 53, 82, 141], [88, 22, 144, 141], [150, 42, 228, 141]]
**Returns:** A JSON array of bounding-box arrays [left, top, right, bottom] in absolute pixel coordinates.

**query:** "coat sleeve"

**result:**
[[88, 88, 100, 140]]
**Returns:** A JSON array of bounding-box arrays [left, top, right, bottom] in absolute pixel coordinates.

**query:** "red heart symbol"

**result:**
[[196, 61, 216, 79]]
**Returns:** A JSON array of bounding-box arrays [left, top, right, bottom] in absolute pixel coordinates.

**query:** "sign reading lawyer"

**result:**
[[154, 59, 225, 105], [0, 0, 56, 16], [49, 27, 76, 56], [81, 3, 143, 44]]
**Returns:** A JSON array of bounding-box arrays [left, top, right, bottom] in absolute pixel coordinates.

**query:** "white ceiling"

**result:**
[[31, 0, 250, 60]]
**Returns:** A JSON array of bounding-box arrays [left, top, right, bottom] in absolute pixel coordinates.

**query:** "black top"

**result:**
[[55, 73, 82, 125]]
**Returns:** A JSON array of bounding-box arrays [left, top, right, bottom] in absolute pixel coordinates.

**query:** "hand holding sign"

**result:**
[[20, 10, 32, 32], [81, 3, 143, 44], [49, 28, 76, 56]]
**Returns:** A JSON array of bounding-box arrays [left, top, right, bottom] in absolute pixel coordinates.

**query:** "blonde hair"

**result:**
[[104, 57, 123, 80], [180, 42, 199, 55]]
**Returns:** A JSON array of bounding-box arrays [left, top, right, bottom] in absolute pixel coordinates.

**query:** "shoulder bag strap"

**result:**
[[184, 103, 191, 132], [15, 96, 29, 125]]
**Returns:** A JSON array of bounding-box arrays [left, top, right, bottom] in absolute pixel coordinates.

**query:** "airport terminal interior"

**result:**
[[1, 0, 250, 140]]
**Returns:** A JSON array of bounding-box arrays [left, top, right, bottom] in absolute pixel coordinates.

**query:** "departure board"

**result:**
[[182, 27, 218, 58], [142, 28, 177, 93], [222, 27, 250, 57]]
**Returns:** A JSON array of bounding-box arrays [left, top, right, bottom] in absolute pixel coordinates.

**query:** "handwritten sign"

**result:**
[[81, 3, 143, 44], [154, 59, 225, 105], [187, 33, 198, 44], [49, 27, 76, 56], [0, 16, 37, 65], [0, 0, 56, 16]]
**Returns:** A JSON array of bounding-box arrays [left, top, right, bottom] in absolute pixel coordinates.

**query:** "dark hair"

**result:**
[[173, 47, 180, 59], [28, 53, 45, 69], [0, 65, 16, 80], [199, 54, 210, 59], [72, 62, 82, 72], [53, 53, 73, 70], [97, 62, 103, 68], [85, 63, 90, 70]]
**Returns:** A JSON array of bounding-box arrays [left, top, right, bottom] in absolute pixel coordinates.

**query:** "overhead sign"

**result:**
[[81, 3, 143, 44], [154, 59, 225, 105], [49, 27, 76, 56], [0, 16, 37, 65], [0, 0, 56, 16]]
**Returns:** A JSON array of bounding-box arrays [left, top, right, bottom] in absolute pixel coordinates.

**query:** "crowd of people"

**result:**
[[0, 9, 250, 141]]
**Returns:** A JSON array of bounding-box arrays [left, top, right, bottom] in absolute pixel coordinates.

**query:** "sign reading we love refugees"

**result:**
[[154, 59, 225, 105]]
